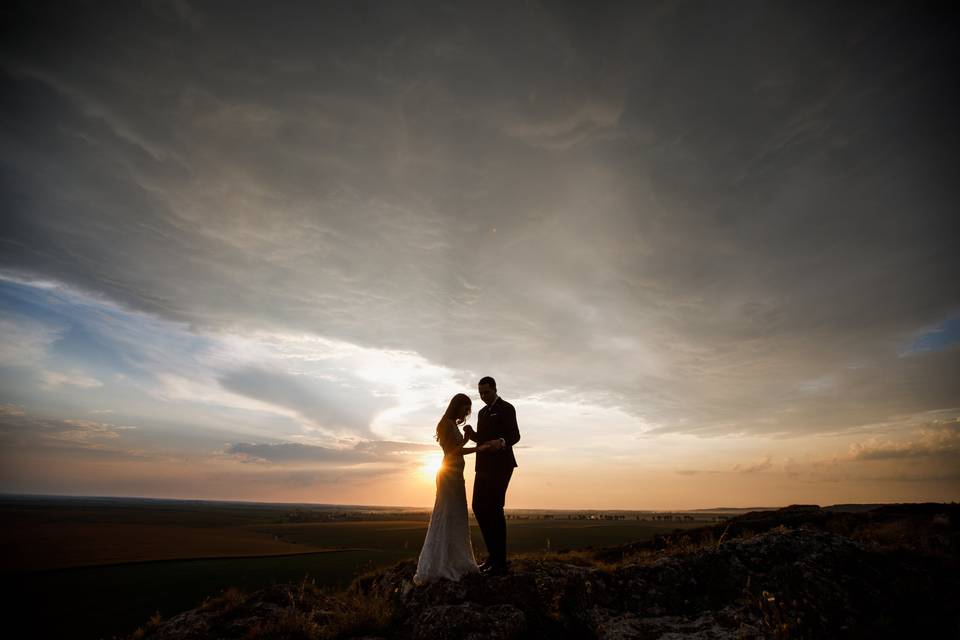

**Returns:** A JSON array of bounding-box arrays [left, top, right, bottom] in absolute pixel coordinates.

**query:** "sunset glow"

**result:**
[[420, 453, 445, 483], [1, 1, 957, 510]]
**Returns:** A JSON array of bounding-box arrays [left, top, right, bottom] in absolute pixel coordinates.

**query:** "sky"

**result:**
[[0, 0, 958, 510]]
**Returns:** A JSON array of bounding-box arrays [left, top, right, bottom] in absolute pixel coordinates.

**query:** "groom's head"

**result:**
[[478, 376, 497, 405]]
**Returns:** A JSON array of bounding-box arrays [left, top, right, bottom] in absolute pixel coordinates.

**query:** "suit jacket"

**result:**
[[469, 397, 520, 473]]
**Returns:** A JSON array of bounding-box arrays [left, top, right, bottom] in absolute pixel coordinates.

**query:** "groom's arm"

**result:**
[[502, 403, 520, 448]]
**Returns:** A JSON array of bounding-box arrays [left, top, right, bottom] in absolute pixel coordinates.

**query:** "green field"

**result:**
[[2, 495, 718, 640], [16, 549, 411, 640], [249, 519, 704, 555]]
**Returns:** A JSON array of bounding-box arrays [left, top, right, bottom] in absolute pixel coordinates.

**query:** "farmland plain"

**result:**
[[2, 495, 738, 639]]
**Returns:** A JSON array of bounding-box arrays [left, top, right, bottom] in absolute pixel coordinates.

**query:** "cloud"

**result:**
[[865, 470, 960, 483], [48, 418, 134, 442], [144, 0, 204, 31], [216, 365, 390, 437], [40, 369, 103, 389], [733, 455, 774, 474], [221, 439, 434, 465], [0, 404, 149, 457], [903, 314, 960, 354], [0, 0, 956, 453], [352, 440, 437, 456], [846, 421, 960, 462], [0, 403, 26, 417], [500, 96, 625, 150], [0, 61, 182, 163], [0, 277, 471, 453], [273, 468, 376, 488], [202, 465, 400, 491], [0, 314, 64, 367]]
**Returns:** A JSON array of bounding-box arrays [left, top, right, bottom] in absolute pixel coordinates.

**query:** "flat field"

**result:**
[[2, 495, 716, 639], [247, 518, 706, 556]]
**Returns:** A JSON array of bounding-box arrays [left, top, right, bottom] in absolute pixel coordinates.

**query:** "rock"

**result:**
[[413, 603, 526, 640], [144, 609, 210, 640], [588, 607, 742, 640]]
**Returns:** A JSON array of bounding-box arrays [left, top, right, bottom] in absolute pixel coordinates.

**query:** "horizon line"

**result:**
[[0, 491, 910, 512]]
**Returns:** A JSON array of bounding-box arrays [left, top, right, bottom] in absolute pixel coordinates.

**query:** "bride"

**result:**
[[414, 393, 496, 585]]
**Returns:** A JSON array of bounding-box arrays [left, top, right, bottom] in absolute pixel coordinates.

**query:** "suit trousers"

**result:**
[[472, 467, 514, 566]]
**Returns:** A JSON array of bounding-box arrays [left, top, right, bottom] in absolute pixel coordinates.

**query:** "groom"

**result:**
[[464, 376, 520, 576]]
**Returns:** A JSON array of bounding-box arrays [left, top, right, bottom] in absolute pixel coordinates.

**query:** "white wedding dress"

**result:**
[[413, 420, 479, 584]]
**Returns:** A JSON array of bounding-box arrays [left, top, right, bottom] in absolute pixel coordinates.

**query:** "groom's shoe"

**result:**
[[478, 558, 498, 573], [484, 564, 509, 577]]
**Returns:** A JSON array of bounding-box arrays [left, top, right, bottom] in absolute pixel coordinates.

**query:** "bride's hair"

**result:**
[[437, 393, 472, 440]]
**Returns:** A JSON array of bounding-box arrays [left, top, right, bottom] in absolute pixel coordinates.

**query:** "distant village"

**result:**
[[504, 513, 730, 522]]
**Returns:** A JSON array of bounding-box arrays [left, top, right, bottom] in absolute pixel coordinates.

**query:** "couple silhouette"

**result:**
[[413, 376, 521, 584]]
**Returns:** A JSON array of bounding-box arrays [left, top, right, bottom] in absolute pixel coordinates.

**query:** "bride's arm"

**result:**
[[457, 424, 480, 456], [460, 441, 496, 455], [458, 423, 482, 454], [441, 419, 493, 455], [459, 425, 498, 455]]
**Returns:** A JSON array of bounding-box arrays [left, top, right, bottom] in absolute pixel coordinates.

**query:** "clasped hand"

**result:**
[[464, 425, 504, 452]]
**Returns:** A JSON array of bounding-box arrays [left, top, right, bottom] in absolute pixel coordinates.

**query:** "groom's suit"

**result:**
[[468, 396, 520, 567]]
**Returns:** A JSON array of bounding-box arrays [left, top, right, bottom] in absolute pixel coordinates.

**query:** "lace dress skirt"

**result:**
[[413, 454, 479, 584]]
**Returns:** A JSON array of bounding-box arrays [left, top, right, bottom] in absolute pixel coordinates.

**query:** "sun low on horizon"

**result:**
[[1, 1, 958, 511], [420, 452, 445, 483]]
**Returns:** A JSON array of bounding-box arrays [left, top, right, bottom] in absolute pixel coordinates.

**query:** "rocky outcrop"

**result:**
[[130, 504, 960, 639], [359, 526, 956, 639]]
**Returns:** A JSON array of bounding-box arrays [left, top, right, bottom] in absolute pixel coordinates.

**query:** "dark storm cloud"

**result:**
[[1, 0, 957, 438]]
